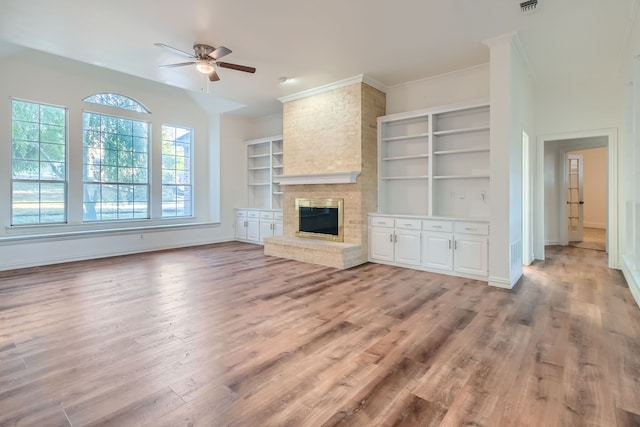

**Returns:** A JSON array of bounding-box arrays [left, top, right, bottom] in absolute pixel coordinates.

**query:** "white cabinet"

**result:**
[[235, 208, 280, 244], [235, 210, 248, 239], [258, 211, 283, 243], [247, 135, 283, 210], [369, 217, 421, 266], [394, 228, 421, 266], [369, 226, 395, 262], [246, 211, 260, 243], [421, 219, 488, 279], [452, 222, 488, 276], [422, 232, 453, 271], [369, 214, 489, 281]]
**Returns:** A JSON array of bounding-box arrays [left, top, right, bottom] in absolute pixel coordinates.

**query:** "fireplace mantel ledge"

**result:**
[[275, 171, 360, 185]]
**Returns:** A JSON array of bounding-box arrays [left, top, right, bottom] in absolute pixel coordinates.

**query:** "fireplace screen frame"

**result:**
[[295, 198, 344, 242]]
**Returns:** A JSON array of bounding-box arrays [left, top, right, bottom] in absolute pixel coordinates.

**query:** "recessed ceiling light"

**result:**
[[279, 76, 292, 84]]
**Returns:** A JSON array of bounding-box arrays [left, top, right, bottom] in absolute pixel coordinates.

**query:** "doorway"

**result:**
[[535, 129, 618, 269]]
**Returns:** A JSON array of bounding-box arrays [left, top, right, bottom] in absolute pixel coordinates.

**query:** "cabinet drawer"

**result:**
[[260, 211, 274, 219], [247, 210, 260, 219], [370, 217, 395, 228], [395, 218, 422, 230], [422, 220, 453, 232], [274, 211, 284, 220], [454, 221, 489, 235], [235, 210, 247, 218]]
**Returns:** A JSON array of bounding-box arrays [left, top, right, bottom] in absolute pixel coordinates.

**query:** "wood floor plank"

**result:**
[[0, 243, 639, 426]]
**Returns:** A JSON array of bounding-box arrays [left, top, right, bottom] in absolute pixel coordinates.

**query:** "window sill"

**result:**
[[1, 220, 221, 244]]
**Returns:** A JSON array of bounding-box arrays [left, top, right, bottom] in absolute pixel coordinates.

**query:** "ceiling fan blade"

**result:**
[[216, 62, 256, 74], [154, 43, 196, 59], [208, 46, 232, 60], [208, 69, 221, 82], [159, 61, 195, 68]]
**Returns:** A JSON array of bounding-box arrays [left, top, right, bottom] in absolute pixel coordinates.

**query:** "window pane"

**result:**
[[12, 182, 39, 203], [161, 125, 192, 217], [83, 93, 149, 113], [11, 100, 66, 225]]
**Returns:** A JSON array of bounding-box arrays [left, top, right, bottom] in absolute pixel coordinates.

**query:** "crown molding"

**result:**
[[278, 74, 387, 104]]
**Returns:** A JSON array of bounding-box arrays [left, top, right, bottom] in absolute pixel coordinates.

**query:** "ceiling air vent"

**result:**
[[520, 0, 539, 14]]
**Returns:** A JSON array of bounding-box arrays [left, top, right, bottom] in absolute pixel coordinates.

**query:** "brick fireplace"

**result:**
[[263, 76, 386, 269]]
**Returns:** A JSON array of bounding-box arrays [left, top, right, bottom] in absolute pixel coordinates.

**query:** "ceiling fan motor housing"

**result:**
[[193, 44, 215, 59]]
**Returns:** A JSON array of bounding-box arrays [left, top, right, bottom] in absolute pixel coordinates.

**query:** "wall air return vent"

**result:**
[[520, 0, 539, 14]]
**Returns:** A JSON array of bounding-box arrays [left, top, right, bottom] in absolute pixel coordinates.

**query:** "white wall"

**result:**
[[385, 64, 489, 114], [0, 48, 248, 270], [570, 147, 607, 229]]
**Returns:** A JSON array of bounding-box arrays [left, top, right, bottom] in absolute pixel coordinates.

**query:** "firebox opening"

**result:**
[[295, 198, 344, 242]]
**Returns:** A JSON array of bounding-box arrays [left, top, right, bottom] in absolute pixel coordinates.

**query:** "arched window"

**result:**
[[83, 93, 150, 113], [82, 92, 150, 221]]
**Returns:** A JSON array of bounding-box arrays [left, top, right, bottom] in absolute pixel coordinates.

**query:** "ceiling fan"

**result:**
[[155, 43, 256, 81]]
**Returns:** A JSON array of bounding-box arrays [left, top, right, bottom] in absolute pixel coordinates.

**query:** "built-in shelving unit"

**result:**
[[247, 135, 284, 209], [378, 114, 430, 216], [377, 101, 490, 218], [372, 101, 490, 281]]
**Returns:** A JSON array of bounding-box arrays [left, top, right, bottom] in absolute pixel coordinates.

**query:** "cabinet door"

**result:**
[[454, 234, 488, 276], [422, 231, 453, 271], [247, 219, 260, 242], [273, 221, 284, 237], [235, 218, 248, 239], [259, 220, 273, 243], [370, 227, 394, 262], [394, 229, 421, 266]]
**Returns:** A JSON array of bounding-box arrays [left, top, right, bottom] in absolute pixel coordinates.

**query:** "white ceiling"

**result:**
[[0, 0, 638, 116]]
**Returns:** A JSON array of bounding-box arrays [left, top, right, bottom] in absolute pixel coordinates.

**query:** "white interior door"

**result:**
[[567, 154, 584, 242]]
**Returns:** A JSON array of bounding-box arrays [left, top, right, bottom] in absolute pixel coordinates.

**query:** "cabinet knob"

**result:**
[[448, 240, 452, 249], [389, 233, 393, 242]]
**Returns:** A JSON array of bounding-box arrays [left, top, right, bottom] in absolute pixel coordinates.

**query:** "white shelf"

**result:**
[[382, 154, 429, 161], [273, 192, 284, 195], [382, 133, 429, 142], [377, 101, 490, 219], [433, 147, 489, 155], [433, 126, 489, 136], [382, 176, 429, 180], [433, 175, 490, 180], [246, 135, 284, 210]]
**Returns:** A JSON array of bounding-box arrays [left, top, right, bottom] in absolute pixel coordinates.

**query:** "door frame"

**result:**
[[535, 128, 618, 269]]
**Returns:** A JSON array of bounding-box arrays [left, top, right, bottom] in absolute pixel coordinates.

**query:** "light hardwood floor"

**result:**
[[1, 242, 640, 426]]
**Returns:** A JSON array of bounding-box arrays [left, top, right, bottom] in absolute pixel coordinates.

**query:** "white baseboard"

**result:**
[[584, 222, 606, 229], [621, 256, 640, 310]]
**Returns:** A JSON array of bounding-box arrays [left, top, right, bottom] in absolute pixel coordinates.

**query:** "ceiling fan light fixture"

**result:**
[[195, 59, 214, 74]]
